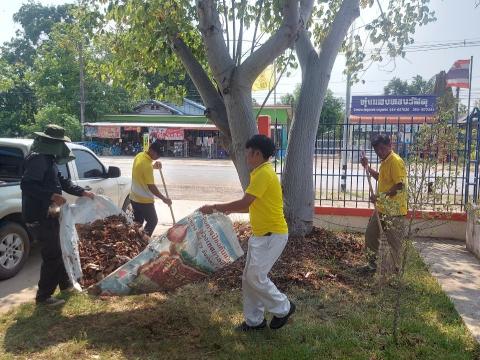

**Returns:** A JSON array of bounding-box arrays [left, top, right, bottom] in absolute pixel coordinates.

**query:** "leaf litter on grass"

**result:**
[[75, 216, 367, 293], [209, 223, 367, 291]]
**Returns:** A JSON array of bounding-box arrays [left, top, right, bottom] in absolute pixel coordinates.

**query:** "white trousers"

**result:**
[[242, 233, 290, 326]]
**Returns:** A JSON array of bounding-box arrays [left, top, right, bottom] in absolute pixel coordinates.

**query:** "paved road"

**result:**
[[101, 156, 472, 201], [100, 157, 244, 201]]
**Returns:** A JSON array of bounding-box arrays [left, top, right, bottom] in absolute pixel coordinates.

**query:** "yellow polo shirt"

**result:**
[[378, 151, 408, 216], [130, 151, 155, 204], [246, 162, 288, 236]]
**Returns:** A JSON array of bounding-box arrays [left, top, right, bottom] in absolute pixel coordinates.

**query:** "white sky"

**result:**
[[1, 0, 479, 107]]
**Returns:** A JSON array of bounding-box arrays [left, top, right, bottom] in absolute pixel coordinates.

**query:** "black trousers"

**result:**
[[31, 218, 71, 301], [131, 201, 158, 237]]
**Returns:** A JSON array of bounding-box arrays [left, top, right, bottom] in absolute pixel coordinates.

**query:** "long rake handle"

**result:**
[[159, 168, 176, 224], [362, 153, 383, 232]]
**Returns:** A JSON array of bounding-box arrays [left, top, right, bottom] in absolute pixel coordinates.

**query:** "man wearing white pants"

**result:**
[[242, 233, 290, 327], [201, 135, 295, 331]]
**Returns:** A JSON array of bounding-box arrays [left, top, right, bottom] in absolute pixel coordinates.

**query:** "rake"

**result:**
[[158, 168, 176, 224], [362, 153, 396, 278]]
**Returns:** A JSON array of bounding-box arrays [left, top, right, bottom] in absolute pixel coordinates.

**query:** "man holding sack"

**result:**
[[21, 125, 94, 306], [200, 135, 295, 331]]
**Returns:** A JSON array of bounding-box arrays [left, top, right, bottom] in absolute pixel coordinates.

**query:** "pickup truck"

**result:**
[[0, 138, 132, 280]]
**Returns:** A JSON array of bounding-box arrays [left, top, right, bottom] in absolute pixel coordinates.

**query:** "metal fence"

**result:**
[[273, 112, 480, 212]]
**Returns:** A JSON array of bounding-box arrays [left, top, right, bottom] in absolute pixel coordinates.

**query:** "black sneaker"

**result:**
[[356, 263, 377, 275], [235, 319, 267, 332], [36, 297, 66, 307], [270, 302, 296, 330]]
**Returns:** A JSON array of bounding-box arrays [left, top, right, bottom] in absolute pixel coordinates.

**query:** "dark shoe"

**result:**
[[60, 286, 82, 295], [60, 286, 74, 294], [36, 297, 66, 307], [357, 263, 377, 275], [235, 319, 267, 332], [270, 302, 296, 330]]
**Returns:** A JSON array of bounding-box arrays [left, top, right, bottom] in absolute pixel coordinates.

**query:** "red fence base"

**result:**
[[314, 207, 467, 222]]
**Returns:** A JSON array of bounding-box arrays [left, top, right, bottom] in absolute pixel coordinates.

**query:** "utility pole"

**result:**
[[340, 30, 354, 193], [273, 62, 277, 105], [455, 87, 460, 122], [467, 56, 474, 118], [77, 0, 86, 140], [79, 40, 86, 140]]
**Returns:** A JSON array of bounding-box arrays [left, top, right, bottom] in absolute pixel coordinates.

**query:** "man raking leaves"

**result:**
[[200, 135, 295, 332], [130, 140, 172, 236], [360, 134, 408, 274]]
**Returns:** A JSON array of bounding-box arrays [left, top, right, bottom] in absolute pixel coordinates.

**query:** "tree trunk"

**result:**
[[283, 56, 328, 235], [223, 81, 258, 189], [283, 0, 360, 236]]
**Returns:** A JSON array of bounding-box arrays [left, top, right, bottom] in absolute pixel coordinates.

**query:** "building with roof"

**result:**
[[83, 98, 291, 158]]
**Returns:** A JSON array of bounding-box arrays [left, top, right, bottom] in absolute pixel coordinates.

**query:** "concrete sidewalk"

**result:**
[[414, 238, 480, 343], [0, 199, 248, 314]]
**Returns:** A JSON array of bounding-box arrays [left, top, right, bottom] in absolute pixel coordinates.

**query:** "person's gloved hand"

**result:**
[[51, 193, 67, 206], [82, 191, 95, 199]]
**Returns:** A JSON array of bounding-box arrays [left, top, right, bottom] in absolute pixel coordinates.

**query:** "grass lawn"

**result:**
[[0, 244, 478, 359]]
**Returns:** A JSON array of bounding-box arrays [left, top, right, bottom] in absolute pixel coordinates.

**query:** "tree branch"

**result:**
[[222, 0, 229, 55], [231, 0, 236, 60], [251, 0, 264, 55], [238, 0, 300, 85], [292, 0, 315, 74], [300, 0, 314, 25], [295, 28, 316, 74], [197, 0, 235, 93], [236, 0, 246, 65], [170, 36, 230, 137], [376, 0, 385, 18], [317, 0, 360, 70]]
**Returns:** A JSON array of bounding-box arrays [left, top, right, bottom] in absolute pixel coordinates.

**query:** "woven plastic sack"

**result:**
[[89, 211, 244, 296], [59, 195, 123, 290]]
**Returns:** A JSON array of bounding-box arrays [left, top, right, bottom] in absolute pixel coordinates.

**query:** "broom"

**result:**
[[362, 152, 396, 277]]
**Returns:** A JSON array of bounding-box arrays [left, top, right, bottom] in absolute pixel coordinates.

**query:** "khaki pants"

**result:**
[[365, 212, 406, 268]]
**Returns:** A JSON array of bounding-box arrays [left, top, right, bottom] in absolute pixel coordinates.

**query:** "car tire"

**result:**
[[0, 221, 31, 280], [122, 196, 134, 221]]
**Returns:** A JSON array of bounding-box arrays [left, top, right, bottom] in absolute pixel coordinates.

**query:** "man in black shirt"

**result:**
[[21, 125, 94, 306]]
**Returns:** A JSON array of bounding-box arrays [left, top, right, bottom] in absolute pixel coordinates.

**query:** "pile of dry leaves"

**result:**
[[76, 215, 148, 287], [75, 218, 365, 291], [209, 223, 365, 290]]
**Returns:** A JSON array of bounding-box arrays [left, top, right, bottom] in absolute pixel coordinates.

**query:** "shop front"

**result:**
[[83, 105, 291, 158], [83, 122, 227, 158]]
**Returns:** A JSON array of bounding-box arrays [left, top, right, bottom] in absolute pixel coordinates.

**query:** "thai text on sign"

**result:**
[[96, 126, 120, 138], [149, 127, 185, 140], [351, 95, 437, 116]]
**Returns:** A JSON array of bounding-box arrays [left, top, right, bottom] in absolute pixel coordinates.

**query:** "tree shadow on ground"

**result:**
[[3, 292, 242, 359], [3, 278, 478, 360]]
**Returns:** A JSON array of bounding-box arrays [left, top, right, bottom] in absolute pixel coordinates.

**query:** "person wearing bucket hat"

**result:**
[[21, 124, 95, 307]]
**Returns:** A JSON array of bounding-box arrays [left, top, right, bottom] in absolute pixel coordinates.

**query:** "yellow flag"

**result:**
[[252, 65, 274, 91]]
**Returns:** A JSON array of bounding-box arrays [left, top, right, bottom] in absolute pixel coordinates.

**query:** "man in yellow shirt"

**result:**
[[361, 134, 407, 273], [130, 140, 172, 237], [200, 135, 294, 332]]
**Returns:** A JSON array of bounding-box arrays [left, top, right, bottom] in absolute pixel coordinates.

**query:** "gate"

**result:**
[[464, 107, 480, 204]]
